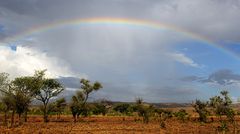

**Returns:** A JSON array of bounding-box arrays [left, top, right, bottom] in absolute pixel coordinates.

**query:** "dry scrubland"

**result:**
[[1, 72, 240, 133], [1, 115, 240, 134]]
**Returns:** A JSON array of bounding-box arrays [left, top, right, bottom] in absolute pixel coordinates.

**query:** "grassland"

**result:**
[[1, 115, 240, 134]]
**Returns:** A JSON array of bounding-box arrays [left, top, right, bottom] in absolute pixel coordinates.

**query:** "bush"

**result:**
[[113, 103, 131, 115], [193, 99, 208, 122], [92, 103, 107, 115], [174, 109, 188, 122], [216, 121, 229, 132], [153, 108, 173, 129]]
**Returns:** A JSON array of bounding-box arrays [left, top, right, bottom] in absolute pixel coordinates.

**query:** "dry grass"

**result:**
[[1, 115, 240, 134]]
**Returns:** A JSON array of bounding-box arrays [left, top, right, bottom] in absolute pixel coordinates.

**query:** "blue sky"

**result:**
[[0, 0, 240, 102]]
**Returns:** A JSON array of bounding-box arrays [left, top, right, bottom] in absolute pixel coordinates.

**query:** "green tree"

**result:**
[[193, 99, 208, 123], [0, 94, 16, 126], [35, 78, 64, 122], [0, 73, 17, 126], [31, 70, 64, 122], [0, 71, 45, 126], [209, 90, 235, 132], [79, 79, 102, 105], [54, 98, 67, 119], [70, 78, 102, 122], [209, 90, 233, 120], [11, 76, 40, 123], [70, 91, 83, 122], [134, 98, 153, 124]]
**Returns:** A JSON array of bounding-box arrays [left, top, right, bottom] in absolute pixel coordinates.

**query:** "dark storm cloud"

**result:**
[[1, 0, 240, 42], [0, 0, 38, 15], [57, 76, 81, 89], [200, 69, 240, 85]]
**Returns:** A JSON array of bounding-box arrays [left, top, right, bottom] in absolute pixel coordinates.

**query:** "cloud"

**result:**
[[200, 69, 240, 85], [143, 86, 200, 102], [1, 0, 240, 102], [0, 45, 83, 78], [0, 0, 240, 43], [57, 76, 81, 89], [167, 52, 201, 68], [180, 76, 203, 82], [150, 0, 240, 42]]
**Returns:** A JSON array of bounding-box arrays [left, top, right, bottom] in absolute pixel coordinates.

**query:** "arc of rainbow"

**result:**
[[2, 17, 237, 60]]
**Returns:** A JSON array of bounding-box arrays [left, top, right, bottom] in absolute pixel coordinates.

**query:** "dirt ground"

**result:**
[[0, 116, 240, 134]]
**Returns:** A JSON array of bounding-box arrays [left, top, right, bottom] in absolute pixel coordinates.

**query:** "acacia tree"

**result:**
[[0, 71, 48, 125], [0, 73, 10, 125], [71, 92, 83, 122], [0, 73, 17, 126], [80, 79, 102, 105], [209, 91, 233, 120], [11, 76, 40, 123], [134, 98, 152, 124], [0, 93, 16, 126], [70, 78, 102, 122], [209, 90, 235, 132], [54, 98, 67, 119], [35, 78, 64, 122], [193, 99, 208, 122]]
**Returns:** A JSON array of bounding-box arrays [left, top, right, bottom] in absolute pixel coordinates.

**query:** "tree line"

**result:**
[[0, 70, 239, 132]]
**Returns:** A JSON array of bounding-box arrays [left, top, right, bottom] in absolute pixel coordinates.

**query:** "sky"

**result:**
[[1, 0, 240, 103]]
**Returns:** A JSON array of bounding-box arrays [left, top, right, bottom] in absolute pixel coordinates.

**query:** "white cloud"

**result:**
[[167, 52, 201, 68], [0, 44, 84, 78]]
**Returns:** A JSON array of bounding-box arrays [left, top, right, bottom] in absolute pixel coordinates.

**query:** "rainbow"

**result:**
[[2, 17, 237, 59]]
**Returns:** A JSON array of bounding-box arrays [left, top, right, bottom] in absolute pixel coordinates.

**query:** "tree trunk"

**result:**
[[57, 113, 61, 120], [4, 111, 7, 126], [43, 104, 48, 122], [11, 110, 15, 127], [18, 113, 22, 125], [44, 113, 48, 122], [24, 111, 27, 122], [73, 115, 76, 123]]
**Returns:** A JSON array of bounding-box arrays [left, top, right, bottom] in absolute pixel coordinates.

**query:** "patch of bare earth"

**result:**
[[0, 116, 240, 134]]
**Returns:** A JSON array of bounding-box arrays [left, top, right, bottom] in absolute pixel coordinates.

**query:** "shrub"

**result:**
[[154, 108, 173, 129], [193, 99, 208, 122], [92, 103, 107, 115], [174, 109, 188, 122], [113, 103, 131, 115]]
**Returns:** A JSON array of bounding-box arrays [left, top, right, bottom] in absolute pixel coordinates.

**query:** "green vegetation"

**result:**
[[70, 78, 102, 122], [0, 70, 65, 125], [34, 70, 64, 122], [0, 70, 240, 133], [193, 99, 208, 122], [174, 109, 188, 122], [113, 103, 131, 115]]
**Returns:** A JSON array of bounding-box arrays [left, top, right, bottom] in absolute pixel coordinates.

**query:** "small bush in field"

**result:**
[[193, 99, 208, 123], [216, 121, 229, 133], [113, 103, 131, 115], [174, 109, 188, 122], [92, 103, 107, 115], [154, 108, 173, 129], [133, 98, 155, 124]]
